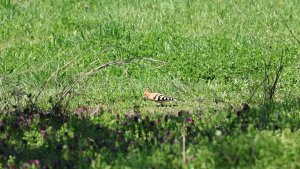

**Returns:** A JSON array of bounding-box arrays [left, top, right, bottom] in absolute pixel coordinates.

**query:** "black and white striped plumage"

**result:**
[[144, 88, 176, 103]]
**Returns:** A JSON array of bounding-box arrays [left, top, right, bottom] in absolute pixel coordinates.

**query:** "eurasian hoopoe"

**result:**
[[143, 88, 176, 104]]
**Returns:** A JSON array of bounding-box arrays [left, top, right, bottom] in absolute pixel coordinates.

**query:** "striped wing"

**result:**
[[147, 93, 176, 102]]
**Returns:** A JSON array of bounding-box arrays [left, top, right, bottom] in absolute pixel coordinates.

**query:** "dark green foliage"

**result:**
[[1, 99, 300, 168]]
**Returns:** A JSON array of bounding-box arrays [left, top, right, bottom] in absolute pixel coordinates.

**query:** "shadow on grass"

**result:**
[[207, 98, 300, 168], [0, 103, 197, 168], [0, 97, 299, 168]]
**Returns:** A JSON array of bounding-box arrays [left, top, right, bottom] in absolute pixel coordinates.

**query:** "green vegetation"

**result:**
[[0, 0, 300, 168]]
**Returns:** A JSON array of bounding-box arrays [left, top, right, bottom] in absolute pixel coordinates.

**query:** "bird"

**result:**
[[143, 88, 176, 106]]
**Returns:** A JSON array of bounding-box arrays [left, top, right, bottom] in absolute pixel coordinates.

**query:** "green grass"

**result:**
[[0, 0, 300, 168]]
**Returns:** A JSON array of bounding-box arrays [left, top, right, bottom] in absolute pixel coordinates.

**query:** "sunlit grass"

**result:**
[[0, 0, 300, 168]]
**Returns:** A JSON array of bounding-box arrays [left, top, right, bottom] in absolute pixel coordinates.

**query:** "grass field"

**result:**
[[0, 0, 300, 168]]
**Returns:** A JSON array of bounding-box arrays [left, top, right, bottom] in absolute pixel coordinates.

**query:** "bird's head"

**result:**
[[143, 88, 151, 98]]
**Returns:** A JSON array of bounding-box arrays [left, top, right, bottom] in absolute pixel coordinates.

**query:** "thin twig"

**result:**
[[35, 43, 165, 104], [277, 11, 300, 44], [49, 56, 166, 113], [34, 44, 109, 104], [182, 127, 186, 164], [141, 57, 168, 64], [247, 77, 268, 103], [269, 52, 285, 101], [0, 102, 8, 113], [263, 56, 270, 101]]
